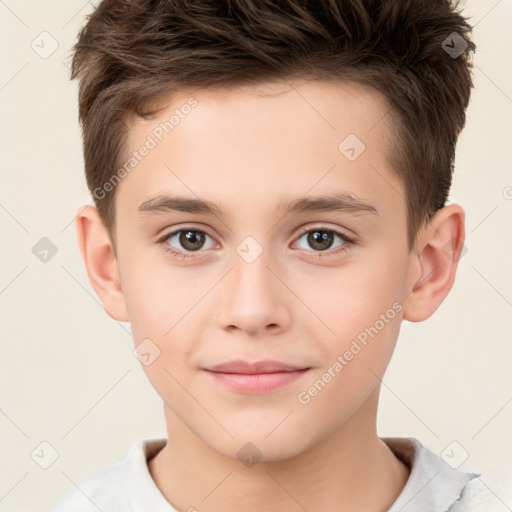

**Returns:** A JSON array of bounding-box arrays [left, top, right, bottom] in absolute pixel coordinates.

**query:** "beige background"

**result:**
[[0, 1, 511, 510]]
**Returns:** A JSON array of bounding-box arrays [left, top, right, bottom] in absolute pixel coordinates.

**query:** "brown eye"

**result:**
[[293, 226, 355, 258], [306, 230, 335, 251], [163, 228, 216, 253], [179, 230, 206, 251]]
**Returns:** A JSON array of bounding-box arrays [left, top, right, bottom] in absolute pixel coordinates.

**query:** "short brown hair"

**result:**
[[71, 0, 476, 251]]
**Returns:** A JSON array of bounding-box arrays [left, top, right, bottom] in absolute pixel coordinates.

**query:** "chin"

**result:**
[[204, 426, 313, 464]]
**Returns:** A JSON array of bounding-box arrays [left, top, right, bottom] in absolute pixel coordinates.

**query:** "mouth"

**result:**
[[203, 360, 311, 393]]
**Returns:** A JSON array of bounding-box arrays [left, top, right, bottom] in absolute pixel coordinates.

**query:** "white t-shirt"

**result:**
[[50, 436, 510, 511]]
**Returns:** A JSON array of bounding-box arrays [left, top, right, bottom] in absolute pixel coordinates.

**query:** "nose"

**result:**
[[216, 250, 292, 337]]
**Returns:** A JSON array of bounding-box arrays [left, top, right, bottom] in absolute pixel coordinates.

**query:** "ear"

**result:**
[[403, 203, 465, 322], [75, 205, 129, 322]]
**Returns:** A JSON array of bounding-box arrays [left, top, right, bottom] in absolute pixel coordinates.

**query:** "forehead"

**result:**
[[130, 79, 394, 155], [116, 79, 402, 222]]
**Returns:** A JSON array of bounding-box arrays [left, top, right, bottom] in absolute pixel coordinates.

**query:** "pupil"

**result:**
[[308, 230, 333, 251], [181, 230, 204, 250]]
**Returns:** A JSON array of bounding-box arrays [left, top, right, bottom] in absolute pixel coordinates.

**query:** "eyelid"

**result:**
[[159, 223, 355, 243], [158, 224, 217, 242], [157, 225, 218, 260], [158, 223, 357, 258], [294, 223, 356, 244]]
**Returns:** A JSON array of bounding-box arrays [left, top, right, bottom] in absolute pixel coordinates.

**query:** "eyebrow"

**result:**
[[137, 192, 379, 217]]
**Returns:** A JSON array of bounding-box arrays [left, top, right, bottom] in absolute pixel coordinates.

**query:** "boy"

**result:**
[[52, 0, 507, 510]]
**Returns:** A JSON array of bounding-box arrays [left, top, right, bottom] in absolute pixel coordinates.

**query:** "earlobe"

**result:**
[[75, 205, 129, 322], [403, 204, 465, 322]]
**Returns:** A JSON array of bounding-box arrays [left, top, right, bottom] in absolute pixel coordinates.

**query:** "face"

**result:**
[[113, 79, 415, 461]]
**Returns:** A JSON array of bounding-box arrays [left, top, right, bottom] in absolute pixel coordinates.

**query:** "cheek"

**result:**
[[128, 292, 196, 409], [296, 295, 403, 423], [296, 253, 406, 405], [304, 257, 405, 340], [122, 252, 203, 337], [121, 261, 202, 399]]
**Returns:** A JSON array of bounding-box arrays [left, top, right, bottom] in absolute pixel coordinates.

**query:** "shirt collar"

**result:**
[[383, 436, 479, 512], [123, 436, 479, 512], [123, 437, 176, 511]]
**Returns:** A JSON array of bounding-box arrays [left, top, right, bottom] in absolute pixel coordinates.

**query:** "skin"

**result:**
[[76, 79, 465, 511]]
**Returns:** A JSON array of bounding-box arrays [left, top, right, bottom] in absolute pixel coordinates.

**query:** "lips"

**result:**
[[205, 360, 309, 374], [203, 360, 311, 393]]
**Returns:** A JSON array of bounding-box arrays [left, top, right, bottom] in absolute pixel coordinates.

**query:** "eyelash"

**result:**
[[157, 225, 356, 260]]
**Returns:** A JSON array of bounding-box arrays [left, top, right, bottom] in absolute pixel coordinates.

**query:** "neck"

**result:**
[[149, 389, 410, 512]]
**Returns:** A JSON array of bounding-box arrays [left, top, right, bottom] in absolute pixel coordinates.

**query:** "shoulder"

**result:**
[[449, 470, 512, 511], [50, 437, 167, 512], [51, 458, 128, 512], [52, 466, 127, 511], [383, 436, 512, 512]]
